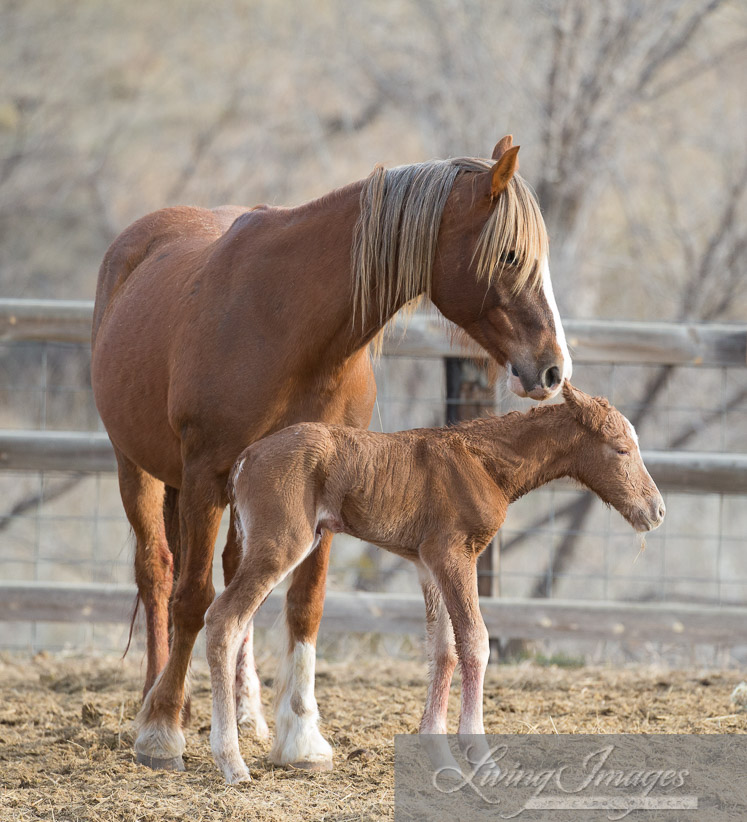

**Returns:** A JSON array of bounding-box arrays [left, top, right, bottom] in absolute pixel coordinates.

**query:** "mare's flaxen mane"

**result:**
[[352, 157, 549, 332]]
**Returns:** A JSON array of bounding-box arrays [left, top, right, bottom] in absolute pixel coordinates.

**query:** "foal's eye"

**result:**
[[616, 449, 630, 456], [500, 250, 518, 266]]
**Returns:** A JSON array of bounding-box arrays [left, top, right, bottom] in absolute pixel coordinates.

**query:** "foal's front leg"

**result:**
[[424, 549, 497, 775], [416, 563, 462, 775]]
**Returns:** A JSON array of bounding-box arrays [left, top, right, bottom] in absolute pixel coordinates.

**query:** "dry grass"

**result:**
[[0, 653, 744, 821]]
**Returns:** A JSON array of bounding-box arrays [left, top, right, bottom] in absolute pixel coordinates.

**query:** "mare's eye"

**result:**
[[500, 250, 518, 266]]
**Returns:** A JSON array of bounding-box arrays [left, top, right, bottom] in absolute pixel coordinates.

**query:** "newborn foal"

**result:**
[[205, 382, 665, 783]]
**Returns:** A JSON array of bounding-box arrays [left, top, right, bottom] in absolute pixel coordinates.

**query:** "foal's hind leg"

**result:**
[[115, 449, 173, 697], [222, 509, 268, 740], [206, 526, 318, 783], [270, 531, 333, 771]]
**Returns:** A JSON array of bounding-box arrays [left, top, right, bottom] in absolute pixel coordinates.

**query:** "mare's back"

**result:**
[[92, 205, 249, 341]]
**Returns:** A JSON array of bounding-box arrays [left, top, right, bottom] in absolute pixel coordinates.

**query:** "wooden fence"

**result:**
[[1, 581, 745, 646], [2, 298, 747, 365], [1, 299, 746, 646]]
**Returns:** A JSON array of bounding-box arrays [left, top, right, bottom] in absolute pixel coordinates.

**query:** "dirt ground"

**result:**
[[0, 653, 745, 822]]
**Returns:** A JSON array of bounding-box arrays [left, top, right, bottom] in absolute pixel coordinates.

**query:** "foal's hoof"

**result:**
[[289, 757, 334, 772], [136, 752, 186, 771]]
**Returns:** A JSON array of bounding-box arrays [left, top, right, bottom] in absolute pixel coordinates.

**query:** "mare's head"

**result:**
[[562, 382, 665, 532], [353, 136, 570, 400], [431, 136, 571, 400]]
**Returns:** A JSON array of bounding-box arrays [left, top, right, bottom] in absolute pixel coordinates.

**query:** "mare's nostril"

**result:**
[[540, 365, 561, 389], [510, 365, 519, 377]]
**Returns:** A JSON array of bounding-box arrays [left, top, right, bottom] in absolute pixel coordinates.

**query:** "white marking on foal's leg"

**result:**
[[540, 255, 572, 381], [134, 671, 186, 769], [456, 625, 498, 775], [269, 637, 333, 770], [235, 621, 269, 740]]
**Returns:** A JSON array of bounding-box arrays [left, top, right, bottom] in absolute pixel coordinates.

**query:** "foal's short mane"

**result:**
[[351, 157, 548, 335]]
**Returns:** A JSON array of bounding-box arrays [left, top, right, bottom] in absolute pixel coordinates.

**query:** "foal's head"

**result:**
[[563, 382, 665, 533], [430, 136, 571, 400]]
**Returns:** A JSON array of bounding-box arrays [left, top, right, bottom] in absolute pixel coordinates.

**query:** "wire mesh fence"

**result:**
[[1, 320, 746, 661]]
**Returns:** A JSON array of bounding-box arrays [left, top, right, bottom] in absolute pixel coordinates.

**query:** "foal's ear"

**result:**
[[489, 145, 520, 200], [491, 135, 513, 160], [562, 381, 610, 431]]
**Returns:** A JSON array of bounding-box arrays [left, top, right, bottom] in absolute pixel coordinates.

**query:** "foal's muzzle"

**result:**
[[634, 495, 666, 532]]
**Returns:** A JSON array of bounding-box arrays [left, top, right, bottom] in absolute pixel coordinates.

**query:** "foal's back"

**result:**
[[233, 422, 503, 556]]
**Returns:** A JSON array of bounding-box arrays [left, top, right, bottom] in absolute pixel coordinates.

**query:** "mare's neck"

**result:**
[[462, 404, 582, 502], [285, 178, 426, 359]]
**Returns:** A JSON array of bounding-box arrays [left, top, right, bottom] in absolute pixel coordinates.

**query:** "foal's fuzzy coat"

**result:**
[[205, 382, 664, 783]]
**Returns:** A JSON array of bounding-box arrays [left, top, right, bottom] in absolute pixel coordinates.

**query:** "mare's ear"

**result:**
[[562, 381, 610, 432], [491, 135, 513, 160], [489, 145, 520, 200]]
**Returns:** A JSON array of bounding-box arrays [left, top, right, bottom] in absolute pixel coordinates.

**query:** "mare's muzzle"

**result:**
[[507, 359, 564, 400]]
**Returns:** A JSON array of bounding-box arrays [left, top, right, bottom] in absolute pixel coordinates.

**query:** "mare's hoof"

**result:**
[[226, 771, 252, 785], [136, 752, 186, 771], [289, 757, 333, 772]]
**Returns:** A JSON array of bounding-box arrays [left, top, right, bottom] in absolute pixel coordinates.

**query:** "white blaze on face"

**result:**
[[624, 414, 657, 484], [625, 417, 640, 448], [540, 256, 572, 381]]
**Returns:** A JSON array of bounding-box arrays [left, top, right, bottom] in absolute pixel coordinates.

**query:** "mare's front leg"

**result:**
[[134, 461, 223, 770], [416, 563, 462, 775], [422, 543, 497, 775], [223, 510, 269, 741], [270, 530, 334, 771]]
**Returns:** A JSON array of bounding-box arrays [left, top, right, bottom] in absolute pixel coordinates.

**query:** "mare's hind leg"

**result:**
[[134, 461, 223, 771], [270, 531, 334, 771], [114, 449, 173, 697], [235, 621, 269, 739], [223, 510, 269, 740]]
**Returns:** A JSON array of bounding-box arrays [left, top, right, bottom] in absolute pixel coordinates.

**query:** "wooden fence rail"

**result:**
[[1, 582, 745, 646], [2, 299, 747, 367], [1, 429, 745, 494]]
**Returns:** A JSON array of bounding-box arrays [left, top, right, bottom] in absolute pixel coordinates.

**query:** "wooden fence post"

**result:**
[[445, 358, 502, 660]]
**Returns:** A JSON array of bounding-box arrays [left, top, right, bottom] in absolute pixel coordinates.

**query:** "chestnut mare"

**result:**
[[208, 382, 665, 783], [91, 136, 571, 771]]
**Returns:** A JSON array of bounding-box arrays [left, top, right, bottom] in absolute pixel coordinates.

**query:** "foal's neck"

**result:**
[[463, 404, 582, 502]]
